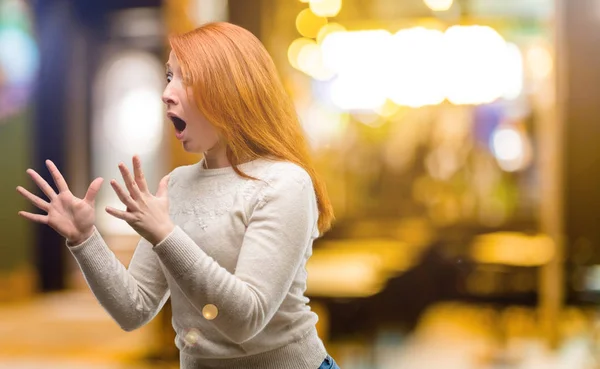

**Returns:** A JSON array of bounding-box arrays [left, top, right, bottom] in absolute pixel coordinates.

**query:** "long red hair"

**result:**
[[169, 22, 334, 234]]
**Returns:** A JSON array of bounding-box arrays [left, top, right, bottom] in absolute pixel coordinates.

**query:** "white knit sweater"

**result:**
[[67, 158, 328, 369]]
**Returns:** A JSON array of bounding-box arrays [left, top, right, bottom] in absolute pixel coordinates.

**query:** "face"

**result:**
[[162, 51, 220, 154]]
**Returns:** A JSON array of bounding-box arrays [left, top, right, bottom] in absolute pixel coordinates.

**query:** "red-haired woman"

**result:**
[[17, 22, 341, 369]]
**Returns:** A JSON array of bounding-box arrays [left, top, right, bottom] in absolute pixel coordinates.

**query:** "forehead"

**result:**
[[166, 51, 179, 67]]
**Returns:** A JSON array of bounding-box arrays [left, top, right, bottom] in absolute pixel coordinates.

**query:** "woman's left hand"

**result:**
[[106, 155, 173, 245]]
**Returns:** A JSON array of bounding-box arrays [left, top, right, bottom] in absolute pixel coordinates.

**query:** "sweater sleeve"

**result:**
[[68, 230, 171, 331], [153, 168, 318, 344]]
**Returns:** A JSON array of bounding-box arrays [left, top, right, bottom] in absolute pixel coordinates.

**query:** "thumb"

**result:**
[[156, 174, 170, 198], [84, 177, 104, 204]]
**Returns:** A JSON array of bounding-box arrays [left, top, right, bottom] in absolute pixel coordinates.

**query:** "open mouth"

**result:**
[[169, 115, 187, 133]]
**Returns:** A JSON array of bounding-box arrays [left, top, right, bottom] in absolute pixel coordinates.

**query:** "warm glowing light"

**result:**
[[374, 99, 400, 117], [321, 30, 391, 110], [321, 29, 391, 74], [202, 304, 218, 320], [388, 27, 446, 107], [310, 66, 336, 81], [296, 8, 327, 39], [316, 22, 346, 44], [310, 0, 342, 17], [297, 42, 321, 73], [526, 44, 553, 80], [492, 128, 522, 161], [491, 125, 532, 172], [296, 42, 335, 81], [300, 102, 349, 149], [443, 25, 513, 105], [353, 112, 384, 127], [306, 239, 414, 297], [93, 51, 165, 235], [294, 25, 523, 109], [329, 76, 387, 110], [288, 38, 315, 71], [114, 88, 163, 155], [423, 0, 453, 11], [502, 43, 524, 100], [184, 328, 201, 345], [471, 233, 555, 266]]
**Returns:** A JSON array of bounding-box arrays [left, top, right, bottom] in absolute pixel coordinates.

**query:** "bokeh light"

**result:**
[[183, 328, 201, 346], [388, 27, 446, 107], [307, 25, 524, 108], [0, 28, 38, 85], [471, 232, 555, 266], [101, 52, 164, 156], [300, 101, 348, 149], [297, 43, 335, 81], [423, 0, 454, 12], [309, 0, 342, 18], [374, 99, 400, 117], [93, 50, 166, 235], [297, 42, 321, 73], [316, 22, 346, 44], [502, 43, 524, 100], [202, 304, 219, 320], [115, 88, 164, 154], [0, 0, 39, 120], [321, 30, 391, 110], [526, 43, 553, 81], [490, 124, 532, 172], [288, 37, 315, 70], [296, 8, 327, 39], [443, 25, 512, 105]]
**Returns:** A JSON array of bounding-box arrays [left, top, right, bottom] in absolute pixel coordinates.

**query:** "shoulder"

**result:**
[[166, 162, 201, 188], [256, 160, 313, 191], [244, 160, 314, 211]]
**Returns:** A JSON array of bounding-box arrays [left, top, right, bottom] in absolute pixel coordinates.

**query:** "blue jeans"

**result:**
[[318, 354, 340, 369]]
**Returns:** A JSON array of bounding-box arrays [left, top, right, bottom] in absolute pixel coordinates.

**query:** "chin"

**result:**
[[181, 141, 194, 153], [181, 142, 204, 154]]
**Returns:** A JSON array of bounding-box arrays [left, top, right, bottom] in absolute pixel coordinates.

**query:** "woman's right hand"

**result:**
[[16, 160, 104, 245]]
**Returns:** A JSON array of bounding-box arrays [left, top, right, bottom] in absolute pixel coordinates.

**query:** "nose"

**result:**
[[162, 85, 177, 106]]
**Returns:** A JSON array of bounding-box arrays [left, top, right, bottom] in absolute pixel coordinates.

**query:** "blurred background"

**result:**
[[2, 0, 600, 368]]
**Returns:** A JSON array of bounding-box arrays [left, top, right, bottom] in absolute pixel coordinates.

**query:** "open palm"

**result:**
[[17, 160, 104, 244]]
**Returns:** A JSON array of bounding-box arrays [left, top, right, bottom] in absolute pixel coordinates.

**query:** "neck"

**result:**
[[203, 144, 230, 169]]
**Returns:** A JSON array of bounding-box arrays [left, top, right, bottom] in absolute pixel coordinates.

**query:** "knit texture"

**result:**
[[68, 158, 327, 369]]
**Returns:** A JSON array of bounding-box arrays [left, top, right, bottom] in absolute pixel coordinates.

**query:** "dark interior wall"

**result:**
[[563, 0, 600, 258], [228, 0, 263, 39]]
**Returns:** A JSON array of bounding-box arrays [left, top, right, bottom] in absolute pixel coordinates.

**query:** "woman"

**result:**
[[17, 22, 340, 369]]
